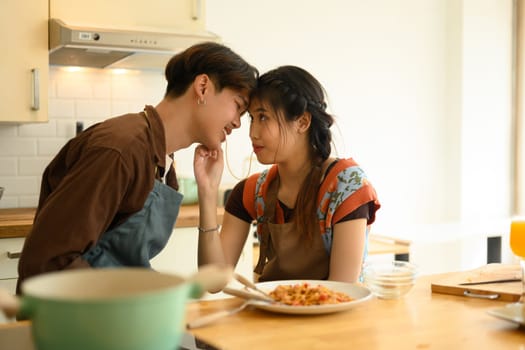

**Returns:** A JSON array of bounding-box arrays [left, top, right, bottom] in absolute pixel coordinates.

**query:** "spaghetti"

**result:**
[[269, 282, 353, 306]]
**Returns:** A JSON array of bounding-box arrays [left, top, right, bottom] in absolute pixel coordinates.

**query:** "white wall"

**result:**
[[209, 0, 456, 226], [460, 0, 514, 221], [206, 0, 516, 273], [208, 0, 514, 223], [0, 0, 517, 273], [207, 0, 514, 227]]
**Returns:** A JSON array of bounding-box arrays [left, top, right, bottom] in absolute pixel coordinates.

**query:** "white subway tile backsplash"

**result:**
[[76, 100, 112, 119], [56, 120, 77, 138], [0, 126, 17, 137], [111, 101, 132, 116], [111, 81, 142, 100], [19, 157, 52, 176], [0, 158, 17, 176], [49, 99, 75, 118], [18, 120, 57, 138], [111, 73, 161, 100], [140, 71, 164, 83], [82, 119, 103, 129], [0, 139, 36, 156], [37, 138, 69, 156], [141, 74, 165, 98], [0, 197, 18, 209], [130, 101, 151, 112], [2, 177, 39, 195], [92, 79, 112, 99], [48, 76, 57, 98], [18, 196, 39, 208], [0, 67, 171, 208], [57, 80, 93, 99]]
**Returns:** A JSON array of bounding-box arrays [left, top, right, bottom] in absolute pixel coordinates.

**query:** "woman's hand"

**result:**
[[193, 145, 224, 201]]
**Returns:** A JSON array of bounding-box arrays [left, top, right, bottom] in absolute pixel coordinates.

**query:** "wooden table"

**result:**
[[186, 274, 525, 349], [2, 273, 524, 349]]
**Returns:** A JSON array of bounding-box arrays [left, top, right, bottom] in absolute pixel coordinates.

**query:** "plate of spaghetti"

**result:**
[[249, 280, 372, 315]]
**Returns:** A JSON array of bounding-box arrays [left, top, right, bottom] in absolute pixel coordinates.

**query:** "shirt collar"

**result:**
[[143, 105, 167, 171]]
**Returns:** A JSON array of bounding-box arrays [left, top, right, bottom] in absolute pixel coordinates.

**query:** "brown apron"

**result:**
[[254, 176, 330, 281]]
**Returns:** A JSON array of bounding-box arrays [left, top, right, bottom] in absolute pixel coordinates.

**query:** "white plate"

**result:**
[[487, 303, 525, 325], [249, 280, 372, 315]]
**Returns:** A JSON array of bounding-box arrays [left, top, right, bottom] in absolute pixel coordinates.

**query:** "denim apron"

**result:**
[[82, 179, 183, 267]]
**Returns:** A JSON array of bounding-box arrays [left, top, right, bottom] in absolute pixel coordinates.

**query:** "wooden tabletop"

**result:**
[[0, 206, 225, 239], [2, 273, 523, 349], [186, 274, 525, 349]]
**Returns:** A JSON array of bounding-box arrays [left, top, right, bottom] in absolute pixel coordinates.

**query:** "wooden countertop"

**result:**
[[185, 273, 525, 349], [252, 234, 410, 267], [0, 208, 35, 239], [0, 207, 410, 261], [0, 206, 225, 239]]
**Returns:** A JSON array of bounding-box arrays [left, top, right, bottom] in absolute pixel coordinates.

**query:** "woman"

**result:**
[[196, 65, 380, 283], [17, 42, 258, 292]]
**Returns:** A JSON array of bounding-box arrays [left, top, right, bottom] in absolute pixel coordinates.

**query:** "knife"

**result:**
[[459, 278, 521, 286]]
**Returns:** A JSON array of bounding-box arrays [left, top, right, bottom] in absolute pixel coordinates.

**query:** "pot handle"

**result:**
[[0, 288, 21, 319], [187, 264, 233, 295]]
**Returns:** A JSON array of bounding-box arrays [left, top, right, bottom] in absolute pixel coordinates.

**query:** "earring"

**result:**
[[197, 98, 206, 105]]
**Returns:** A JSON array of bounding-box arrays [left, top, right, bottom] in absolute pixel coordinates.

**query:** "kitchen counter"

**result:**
[[252, 235, 410, 267], [0, 205, 225, 239]]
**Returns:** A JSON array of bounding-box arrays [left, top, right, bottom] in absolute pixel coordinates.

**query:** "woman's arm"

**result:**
[[193, 145, 251, 271], [328, 218, 367, 282], [198, 212, 251, 267]]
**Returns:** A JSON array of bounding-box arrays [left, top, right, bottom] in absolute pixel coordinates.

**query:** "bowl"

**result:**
[[363, 260, 418, 299], [0, 266, 231, 350]]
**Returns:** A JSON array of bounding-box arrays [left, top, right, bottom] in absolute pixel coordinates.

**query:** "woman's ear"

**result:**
[[296, 112, 312, 133]]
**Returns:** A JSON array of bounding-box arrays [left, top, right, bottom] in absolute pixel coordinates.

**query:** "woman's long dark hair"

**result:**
[[252, 66, 334, 240]]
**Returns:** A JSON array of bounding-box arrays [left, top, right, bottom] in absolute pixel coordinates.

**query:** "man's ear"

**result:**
[[296, 112, 312, 133], [193, 74, 210, 99]]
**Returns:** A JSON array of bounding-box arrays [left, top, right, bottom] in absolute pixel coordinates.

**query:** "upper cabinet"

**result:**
[[0, 0, 206, 124], [0, 1, 48, 123], [50, 0, 207, 32]]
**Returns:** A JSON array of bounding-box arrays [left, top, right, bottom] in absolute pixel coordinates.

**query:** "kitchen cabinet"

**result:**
[[0, 1, 48, 123], [0, 237, 24, 322], [0, 238, 23, 294], [50, 0, 208, 32]]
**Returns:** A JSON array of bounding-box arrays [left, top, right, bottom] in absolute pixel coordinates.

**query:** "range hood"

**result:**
[[49, 19, 220, 70]]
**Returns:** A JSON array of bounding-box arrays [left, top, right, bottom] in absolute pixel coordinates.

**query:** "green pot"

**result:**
[[178, 177, 198, 205], [5, 266, 230, 350]]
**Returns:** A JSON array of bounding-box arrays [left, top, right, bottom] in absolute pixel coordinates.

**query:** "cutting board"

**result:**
[[431, 264, 521, 302]]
